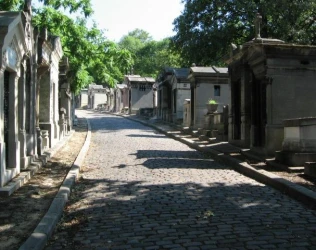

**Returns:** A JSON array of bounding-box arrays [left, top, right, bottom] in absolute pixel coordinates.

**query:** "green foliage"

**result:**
[[1, 0, 133, 94], [208, 99, 217, 104], [0, 0, 23, 10], [125, 28, 153, 44], [119, 29, 182, 78], [172, 0, 316, 66], [37, 0, 93, 17]]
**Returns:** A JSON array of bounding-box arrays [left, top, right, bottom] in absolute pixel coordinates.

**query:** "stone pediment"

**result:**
[[51, 36, 63, 61], [59, 57, 69, 75], [0, 12, 28, 71], [37, 28, 51, 67], [38, 30, 63, 68], [5, 40, 18, 68]]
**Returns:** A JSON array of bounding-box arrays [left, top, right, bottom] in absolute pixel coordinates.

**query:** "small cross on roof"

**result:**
[[254, 13, 262, 39]]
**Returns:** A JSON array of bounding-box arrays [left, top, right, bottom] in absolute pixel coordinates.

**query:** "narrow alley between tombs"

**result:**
[[45, 110, 316, 250]]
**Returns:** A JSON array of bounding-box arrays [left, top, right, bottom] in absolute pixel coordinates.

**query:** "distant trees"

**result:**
[[119, 29, 182, 77], [172, 0, 316, 66]]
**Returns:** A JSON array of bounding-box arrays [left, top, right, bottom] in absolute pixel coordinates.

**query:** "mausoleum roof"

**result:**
[[143, 77, 155, 82], [88, 84, 104, 89], [173, 68, 190, 79], [0, 12, 21, 27], [116, 83, 127, 89], [190, 66, 228, 75], [127, 76, 155, 83]]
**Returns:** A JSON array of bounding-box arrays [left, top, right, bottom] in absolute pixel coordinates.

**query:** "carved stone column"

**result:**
[[240, 66, 251, 147], [0, 68, 5, 187], [18, 60, 28, 169], [7, 72, 20, 172], [40, 130, 49, 151], [59, 107, 66, 138]]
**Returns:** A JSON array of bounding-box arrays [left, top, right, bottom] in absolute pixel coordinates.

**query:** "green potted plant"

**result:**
[[206, 99, 218, 113]]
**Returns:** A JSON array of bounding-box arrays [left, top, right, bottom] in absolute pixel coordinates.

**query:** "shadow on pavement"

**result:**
[[87, 115, 152, 133], [126, 134, 168, 139], [46, 177, 316, 250]]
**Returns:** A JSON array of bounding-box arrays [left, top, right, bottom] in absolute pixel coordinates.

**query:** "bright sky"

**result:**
[[90, 0, 184, 42]]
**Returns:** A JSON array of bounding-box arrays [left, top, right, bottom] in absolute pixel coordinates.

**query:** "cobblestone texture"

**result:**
[[46, 111, 316, 250]]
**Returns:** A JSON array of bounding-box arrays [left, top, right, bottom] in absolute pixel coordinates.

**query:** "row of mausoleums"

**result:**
[[78, 75, 156, 116], [79, 27, 316, 167], [157, 37, 316, 167], [0, 2, 75, 190]]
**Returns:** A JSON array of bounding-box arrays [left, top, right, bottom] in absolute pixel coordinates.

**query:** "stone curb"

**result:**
[[19, 118, 92, 250], [122, 115, 316, 208]]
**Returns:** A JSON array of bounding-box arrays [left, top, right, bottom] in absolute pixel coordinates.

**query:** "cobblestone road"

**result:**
[[47, 111, 316, 250]]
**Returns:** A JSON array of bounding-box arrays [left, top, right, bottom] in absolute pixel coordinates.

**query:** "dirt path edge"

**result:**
[[19, 118, 92, 250]]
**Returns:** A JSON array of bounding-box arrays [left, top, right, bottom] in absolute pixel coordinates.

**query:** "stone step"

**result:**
[[266, 159, 304, 173], [304, 162, 316, 178]]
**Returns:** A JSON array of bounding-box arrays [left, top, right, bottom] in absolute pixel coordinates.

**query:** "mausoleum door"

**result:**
[[129, 89, 131, 111], [167, 86, 172, 110], [190, 86, 195, 126], [233, 80, 241, 140], [173, 89, 177, 113], [252, 76, 266, 147], [158, 89, 162, 116], [25, 60, 31, 135], [3, 71, 10, 168]]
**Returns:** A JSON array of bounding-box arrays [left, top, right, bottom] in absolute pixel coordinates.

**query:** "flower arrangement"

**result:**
[[206, 99, 218, 113], [208, 99, 217, 104]]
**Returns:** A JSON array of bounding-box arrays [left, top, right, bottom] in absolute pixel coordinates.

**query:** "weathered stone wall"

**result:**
[[39, 74, 50, 122], [175, 88, 190, 121], [131, 87, 153, 112], [80, 91, 88, 108], [195, 83, 230, 129], [92, 93, 107, 109]]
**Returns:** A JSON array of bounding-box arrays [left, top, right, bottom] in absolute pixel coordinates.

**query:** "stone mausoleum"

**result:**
[[123, 75, 156, 114], [0, 3, 37, 187], [188, 66, 230, 129], [226, 14, 316, 155], [37, 29, 63, 149]]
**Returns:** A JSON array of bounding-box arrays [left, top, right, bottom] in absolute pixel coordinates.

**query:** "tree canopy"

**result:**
[[172, 0, 316, 66], [119, 29, 182, 77], [1, 0, 134, 94]]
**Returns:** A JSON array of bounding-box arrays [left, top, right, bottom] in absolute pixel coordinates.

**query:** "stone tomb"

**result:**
[[37, 29, 63, 149], [170, 68, 190, 124], [115, 83, 128, 113], [87, 83, 108, 109], [59, 57, 73, 136], [78, 88, 88, 108], [157, 68, 175, 122], [188, 66, 230, 129], [226, 37, 316, 155], [106, 87, 115, 112], [203, 105, 229, 141], [276, 117, 316, 166], [19, 6, 37, 171], [183, 99, 191, 127], [124, 75, 156, 114], [157, 67, 190, 123], [0, 9, 34, 186]]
